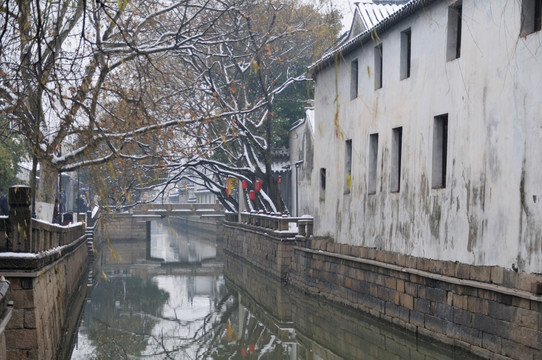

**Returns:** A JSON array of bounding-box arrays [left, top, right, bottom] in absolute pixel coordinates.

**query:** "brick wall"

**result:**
[[289, 239, 542, 360]]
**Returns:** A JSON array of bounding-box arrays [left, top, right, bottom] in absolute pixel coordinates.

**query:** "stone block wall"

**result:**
[[289, 240, 542, 360], [0, 280, 12, 360], [101, 213, 146, 241], [289, 285, 476, 360], [223, 221, 298, 281], [4, 241, 88, 360]]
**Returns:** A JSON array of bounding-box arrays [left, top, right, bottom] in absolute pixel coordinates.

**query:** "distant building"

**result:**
[[288, 108, 315, 217], [303, 0, 542, 273]]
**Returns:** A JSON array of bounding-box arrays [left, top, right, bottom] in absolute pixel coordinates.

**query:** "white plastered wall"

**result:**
[[309, 0, 542, 273]]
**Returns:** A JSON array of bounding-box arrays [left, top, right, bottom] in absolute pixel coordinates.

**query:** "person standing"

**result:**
[[0, 188, 8, 215]]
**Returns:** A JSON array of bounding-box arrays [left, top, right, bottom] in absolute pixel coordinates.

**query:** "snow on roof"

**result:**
[[355, 1, 409, 31], [272, 159, 290, 173], [310, 0, 432, 73]]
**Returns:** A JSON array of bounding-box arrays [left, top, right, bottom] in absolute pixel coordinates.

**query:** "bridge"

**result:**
[[132, 203, 225, 220]]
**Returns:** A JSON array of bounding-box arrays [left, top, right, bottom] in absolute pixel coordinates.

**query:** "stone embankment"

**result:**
[[0, 277, 13, 359], [0, 186, 92, 360], [223, 215, 542, 360]]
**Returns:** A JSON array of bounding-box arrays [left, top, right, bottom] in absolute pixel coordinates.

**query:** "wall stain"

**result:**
[[430, 197, 441, 240]]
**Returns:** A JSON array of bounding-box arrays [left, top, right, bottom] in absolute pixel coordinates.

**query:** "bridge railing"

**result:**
[[30, 220, 85, 253], [226, 212, 313, 238], [135, 203, 224, 212]]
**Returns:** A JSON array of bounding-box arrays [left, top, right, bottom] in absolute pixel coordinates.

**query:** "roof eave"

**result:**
[[308, 0, 436, 75]]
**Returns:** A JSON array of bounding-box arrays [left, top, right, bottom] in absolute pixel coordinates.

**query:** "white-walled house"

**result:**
[[306, 0, 542, 273]]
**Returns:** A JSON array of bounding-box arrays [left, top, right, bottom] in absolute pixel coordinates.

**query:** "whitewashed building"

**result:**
[[305, 0, 542, 273]]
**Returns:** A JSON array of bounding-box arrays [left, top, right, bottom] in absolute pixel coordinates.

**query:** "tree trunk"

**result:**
[[37, 161, 58, 205]]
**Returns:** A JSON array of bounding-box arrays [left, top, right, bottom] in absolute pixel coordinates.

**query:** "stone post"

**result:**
[[8, 186, 32, 252]]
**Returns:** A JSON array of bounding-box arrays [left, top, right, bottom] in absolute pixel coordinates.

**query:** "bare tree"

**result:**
[[0, 0, 233, 215], [160, 0, 340, 212]]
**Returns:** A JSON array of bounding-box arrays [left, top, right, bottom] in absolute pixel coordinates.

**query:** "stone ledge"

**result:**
[[223, 221, 298, 241], [305, 240, 542, 296], [295, 247, 542, 303], [0, 234, 87, 273]]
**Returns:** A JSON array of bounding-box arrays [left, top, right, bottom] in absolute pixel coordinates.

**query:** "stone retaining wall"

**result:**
[[289, 239, 542, 360], [3, 237, 88, 360], [223, 221, 300, 281], [223, 218, 542, 360], [0, 186, 90, 360], [101, 213, 146, 241], [224, 252, 478, 360], [0, 279, 12, 360]]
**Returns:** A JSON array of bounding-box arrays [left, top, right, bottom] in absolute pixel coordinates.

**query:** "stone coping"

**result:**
[[0, 234, 87, 273], [296, 246, 542, 303], [223, 220, 298, 240]]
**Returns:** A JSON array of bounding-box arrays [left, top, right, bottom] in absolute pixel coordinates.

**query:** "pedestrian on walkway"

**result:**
[[0, 189, 8, 215]]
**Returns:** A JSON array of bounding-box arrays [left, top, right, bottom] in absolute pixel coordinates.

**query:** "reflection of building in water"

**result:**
[[223, 253, 480, 360]]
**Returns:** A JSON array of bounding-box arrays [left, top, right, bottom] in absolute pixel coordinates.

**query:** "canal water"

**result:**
[[69, 220, 481, 359]]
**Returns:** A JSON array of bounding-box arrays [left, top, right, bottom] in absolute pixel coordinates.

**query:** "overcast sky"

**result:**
[[330, 0, 356, 31]]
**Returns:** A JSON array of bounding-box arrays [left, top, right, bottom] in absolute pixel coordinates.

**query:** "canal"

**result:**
[[69, 220, 481, 359]]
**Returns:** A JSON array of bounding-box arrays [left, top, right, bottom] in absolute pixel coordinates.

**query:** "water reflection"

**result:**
[[151, 220, 217, 263], [223, 255, 482, 360], [71, 221, 481, 359]]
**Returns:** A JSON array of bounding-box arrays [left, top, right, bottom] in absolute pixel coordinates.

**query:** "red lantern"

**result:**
[[242, 180, 247, 189], [241, 347, 247, 357], [255, 180, 262, 191], [249, 343, 255, 353], [249, 190, 256, 200], [277, 175, 282, 184]]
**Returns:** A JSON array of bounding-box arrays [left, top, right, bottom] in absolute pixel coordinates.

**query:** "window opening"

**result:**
[[320, 168, 326, 200], [345, 140, 352, 194], [368, 134, 379, 194], [521, 0, 542, 35], [351, 59, 359, 99], [446, 3, 462, 61], [400, 29, 411, 80], [391, 127, 403, 192], [432, 115, 448, 189], [374, 44, 383, 89]]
